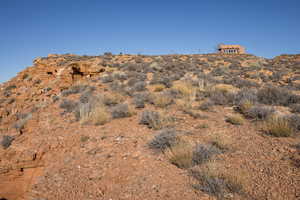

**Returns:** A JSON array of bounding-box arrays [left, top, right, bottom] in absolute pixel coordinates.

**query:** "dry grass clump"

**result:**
[[225, 114, 244, 125], [190, 162, 247, 199], [164, 138, 194, 169], [263, 116, 294, 137], [213, 84, 238, 94], [192, 144, 222, 165], [148, 128, 179, 150], [172, 81, 197, 100], [150, 84, 166, 92], [175, 99, 193, 110], [237, 99, 253, 114], [101, 92, 125, 106], [79, 102, 111, 125], [245, 105, 274, 120], [110, 103, 135, 119], [210, 134, 231, 152], [140, 110, 173, 130], [150, 93, 173, 108]]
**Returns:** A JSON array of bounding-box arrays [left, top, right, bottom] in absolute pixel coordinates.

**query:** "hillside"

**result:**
[[1, 53, 300, 200]]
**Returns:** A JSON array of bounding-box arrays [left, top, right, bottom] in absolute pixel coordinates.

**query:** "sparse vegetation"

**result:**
[[257, 86, 300, 106], [110, 103, 134, 119], [150, 92, 173, 108], [152, 84, 166, 92], [245, 105, 274, 120], [140, 110, 172, 130], [101, 93, 125, 106], [61, 85, 93, 97], [190, 163, 246, 199], [225, 114, 244, 125], [172, 81, 197, 100], [79, 102, 111, 125], [198, 100, 215, 111], [148, 128, 179, 151], [263, 116, 294, 137], [192, 144, 222, 165], [13, 113, 32, 131], [59, 99, 78, 113], [1, 135, 14, 149], [164, 138, 194, 168], [210, 134, 231, 152]]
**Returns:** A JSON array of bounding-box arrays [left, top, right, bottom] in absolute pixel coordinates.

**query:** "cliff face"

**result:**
[[0, 53, 300, 200]]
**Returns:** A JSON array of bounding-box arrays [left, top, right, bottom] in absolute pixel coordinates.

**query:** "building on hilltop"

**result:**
[[218, 44, 245, 54]]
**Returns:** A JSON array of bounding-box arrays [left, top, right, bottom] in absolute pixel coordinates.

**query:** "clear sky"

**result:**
[[0, 0, 300, 83]]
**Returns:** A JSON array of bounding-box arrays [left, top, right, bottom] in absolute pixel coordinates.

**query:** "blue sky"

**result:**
[[0, 0, 300, 83]]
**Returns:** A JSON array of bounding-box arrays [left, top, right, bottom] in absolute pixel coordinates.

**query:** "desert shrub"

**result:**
[[150, 93, 173, 108], [198, 100, 215, 111], [101, 75, 114, 83], [13, 113, 32, 131], [190, 166, 245, 199], [182, 109, 208, 119], [139, 110, 165, 130], [213, 84, 237, 94], [172, 81, 197, 100], [271, 71, 285, 82], [127, 78, 141, 87], [109, 81, 126, 93], [257, 86, 300, 106], [133, 92, 149, 109], [234, 88, 257, 106], [131, 81, 147, 92], [127, 72, 147, 81], [150, 76, 172, 88], [164, 139, 194, 169], [148, 128, 179, 151], [286, 114, 300, 131], [100, 93, 125, 106], [245, 105, 274, 120], [225, 114, 244, 125], [210, 135, 231, 152], [110, 103, 133, 119], [208, 90, 234, 106], [263, 116, 293, 137], [1, 135, 14, 149], [152, 84, 166, 92], [210, 67, 229, 76], [192, 144, 222, 165], [78, 102, 111, 125], [113, 72, 128, 81], [79, 90, 94, 103], [231, 78, 259, 88], [59, 99, 78, 113], [290, 104, 300, 113]]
